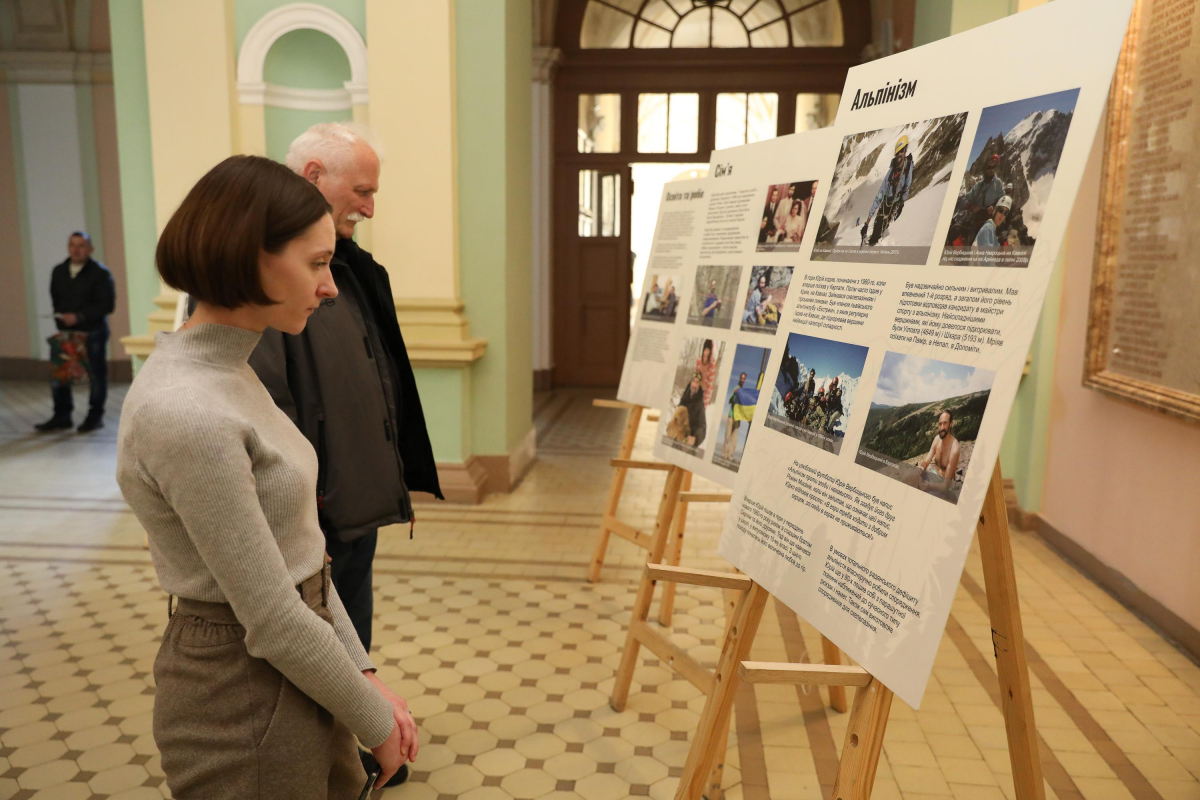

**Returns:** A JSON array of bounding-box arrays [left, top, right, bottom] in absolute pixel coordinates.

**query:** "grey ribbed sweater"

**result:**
[[116, 323, 394, 748]]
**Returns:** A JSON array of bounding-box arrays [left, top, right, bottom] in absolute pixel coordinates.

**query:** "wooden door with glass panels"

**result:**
[[552, 0, 869, 387], [555, 165, 633, 387]]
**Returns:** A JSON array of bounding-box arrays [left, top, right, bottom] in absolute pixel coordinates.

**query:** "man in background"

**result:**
[[248, 123, 443, 787], [36, 232, 115, 433], [763, 186, 781, 231], [964, 154, 1006, 218]]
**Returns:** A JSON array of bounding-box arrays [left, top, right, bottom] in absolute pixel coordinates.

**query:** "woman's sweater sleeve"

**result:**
[[132, 392, 395, 748]]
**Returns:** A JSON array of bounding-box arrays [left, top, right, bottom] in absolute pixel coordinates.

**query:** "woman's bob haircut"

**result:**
[[156, 155, 332, 309]]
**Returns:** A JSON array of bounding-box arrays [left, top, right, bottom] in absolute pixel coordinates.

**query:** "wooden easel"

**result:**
[[585, 398, 691, 606], [607, 463, 851, 800], [629, 462, 1044, 800], [589, 399, 670, 581]]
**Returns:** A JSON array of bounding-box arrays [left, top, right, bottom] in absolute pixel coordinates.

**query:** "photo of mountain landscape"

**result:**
[[855, 352, 996, 504], [941, 88, 1080, 267]]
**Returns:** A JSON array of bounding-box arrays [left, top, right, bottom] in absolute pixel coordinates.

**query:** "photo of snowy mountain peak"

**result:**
[[941, 88, 1080, 268], [812, 113, 968, 266], [764, 333, 869, 456]]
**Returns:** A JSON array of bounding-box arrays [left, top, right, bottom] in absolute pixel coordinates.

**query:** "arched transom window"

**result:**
[[581, 0, 844, 49]]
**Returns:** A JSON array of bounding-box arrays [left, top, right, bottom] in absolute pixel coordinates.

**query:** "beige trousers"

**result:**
[[153, 567, 368, 799]]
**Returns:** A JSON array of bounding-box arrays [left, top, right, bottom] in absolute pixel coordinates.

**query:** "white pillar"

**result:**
[[531, 46, 561, 387]]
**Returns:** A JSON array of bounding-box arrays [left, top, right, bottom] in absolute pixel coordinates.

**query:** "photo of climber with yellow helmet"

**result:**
[[812, 114, 968, 265]]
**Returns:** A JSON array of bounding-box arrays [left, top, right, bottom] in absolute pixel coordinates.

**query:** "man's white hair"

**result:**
[[285, 122, 384, 176]]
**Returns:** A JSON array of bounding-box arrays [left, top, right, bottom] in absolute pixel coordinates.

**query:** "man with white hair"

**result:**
[[249, 123, 443, 787]]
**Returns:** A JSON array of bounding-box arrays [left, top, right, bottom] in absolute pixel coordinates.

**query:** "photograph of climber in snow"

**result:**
[[812, 113, 968, 265], [941, 88, 1080, 267]]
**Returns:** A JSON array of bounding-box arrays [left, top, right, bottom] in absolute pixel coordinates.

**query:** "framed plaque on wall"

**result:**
[[1085, 0, 1200, 424]]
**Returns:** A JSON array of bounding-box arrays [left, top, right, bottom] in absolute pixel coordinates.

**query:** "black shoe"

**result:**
[[386, 763, 409, 787], [359, 751, 410, 788], [77, 415, 104, 433], [34, 416, 73, 432]]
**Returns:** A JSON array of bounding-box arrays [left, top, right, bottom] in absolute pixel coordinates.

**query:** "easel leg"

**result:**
[[657, 471, 693, 627], [673, 582, 769, 800], [822, 636, 848, 713], [589, 406, 643, 583], [977, 461, 1045, 800], [611, 466, 686, 711], [704, 735, 728, 800], [829, 678, 893, 800]]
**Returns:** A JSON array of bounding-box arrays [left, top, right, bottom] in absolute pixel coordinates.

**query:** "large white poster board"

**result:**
[[617, 178, 710, 409], [650, 130, 840, 488], [717, 0, 1135, 708]]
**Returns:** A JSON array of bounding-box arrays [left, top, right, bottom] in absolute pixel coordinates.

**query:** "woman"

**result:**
[[658, 284, 678, 319], [782, 198, 809, 243], [644, 280, 662, 314], [676, 372, 707, 447], [694, 339, 718, 404], [116, 156, 416, 798]]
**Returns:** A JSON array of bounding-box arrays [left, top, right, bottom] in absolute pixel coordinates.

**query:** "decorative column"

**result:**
[[366, 0, 488, 502], [531, 46, 561, 391], [119, 1, 238, 360]]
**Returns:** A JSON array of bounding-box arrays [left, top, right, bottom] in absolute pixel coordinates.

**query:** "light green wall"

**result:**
[[999, 251, 1065, 512], [914, 0, 1018, 45], [456, 0, 534, 456], [504, 0, 534, 452], [108, 0, 158, 350], [235, 0, 366, 47], [913, 0, 952, 46], [261, 29, 354, 163], [414, 368, 470, 462], [263, 28, 351, 88], [949, 0, 1013, 34], [264, 107, 351, 162]]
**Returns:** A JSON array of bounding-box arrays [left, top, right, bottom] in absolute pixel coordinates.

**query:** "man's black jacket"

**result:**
[[51, 258, 115, 332], [248, 238, 443, 542]]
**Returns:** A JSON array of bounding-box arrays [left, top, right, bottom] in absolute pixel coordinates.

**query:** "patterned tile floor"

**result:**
[[0, 381, 1198, 800]]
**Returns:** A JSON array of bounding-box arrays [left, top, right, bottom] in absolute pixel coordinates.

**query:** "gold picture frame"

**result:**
[[1084, 0, 1200, 425]]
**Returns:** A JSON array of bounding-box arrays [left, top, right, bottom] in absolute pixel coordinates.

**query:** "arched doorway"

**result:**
[[551, 0, 870, 387]]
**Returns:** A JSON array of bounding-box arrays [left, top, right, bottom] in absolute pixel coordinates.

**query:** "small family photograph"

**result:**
[[639, 273, 681, 323], [941, 88, 1080, 267], [764, 333, 868, 456], [740, 266, 794, 335], [812, 113, 968, 265], [686, 264, 742, 330], [756, 180, 819, 252], [712, 344, 771, 473], [662, 337, 726, 458], [855, 352, 997, 505]]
